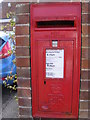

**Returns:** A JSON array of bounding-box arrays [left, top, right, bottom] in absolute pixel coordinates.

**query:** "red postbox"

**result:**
[[31, 3, 81, 119]]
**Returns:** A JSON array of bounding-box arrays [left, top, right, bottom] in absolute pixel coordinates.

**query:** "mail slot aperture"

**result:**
[[36, 20, 75, 28]]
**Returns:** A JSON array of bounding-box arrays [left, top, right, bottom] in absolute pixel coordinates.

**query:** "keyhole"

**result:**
[[44, 81, 46, 84]]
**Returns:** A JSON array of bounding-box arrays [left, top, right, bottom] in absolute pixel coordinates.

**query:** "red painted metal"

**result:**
[[31, 3, 81, 119]]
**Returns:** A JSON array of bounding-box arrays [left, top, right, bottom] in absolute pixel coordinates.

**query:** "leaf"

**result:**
[[8, 86, 13, 89], [6, 13, 10, 18], [15, 74, 17, 79], [1, 26, 4, 31], [8, 50, 11, 54], [7, 75, 9, 80], [13, 58, 16, 64], [14, 96, 18, 101], [13, 80, 17, 83], [13, 46, 15, 49], [3, 81, 6, 84]]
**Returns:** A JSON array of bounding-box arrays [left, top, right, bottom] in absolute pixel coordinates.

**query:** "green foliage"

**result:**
[[6, 12, 15, 19], [1, 12, 16, 32], [2, 11, 17, 90], [3, 74, 17, 91]]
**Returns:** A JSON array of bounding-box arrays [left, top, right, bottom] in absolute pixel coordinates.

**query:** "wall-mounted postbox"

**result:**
[[31, 3, 81, 119]]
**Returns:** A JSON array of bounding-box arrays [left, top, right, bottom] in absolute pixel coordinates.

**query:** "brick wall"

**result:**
[[80, 2, 90, 118], [16, 3, 32, 118], [15, 1, 90, 119], [80, 2, 90, 119]]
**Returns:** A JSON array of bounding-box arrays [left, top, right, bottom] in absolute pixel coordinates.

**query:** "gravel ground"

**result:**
[[2, 86, 19, 119]]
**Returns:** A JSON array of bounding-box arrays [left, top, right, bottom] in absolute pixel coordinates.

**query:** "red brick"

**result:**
[[18, 98, 31, 107], [16, 26, 29, 35], [82, 14, 88, 23], [18, 89, 31, 97], [88, 59, 90, 67], [89, 111, 90, 119], [16, 36, 30, 46], [86, 91, 90, 99], [89, 101, 90, 109], [80, 91, 88, 100], [89, 2, 90, 13], [80, 101, 88, 109], [16, 14, 29, 24], [81, 71, 89, 79], [16, 4, 29, 14], [82, 37, 88, 47], [16, 47, 30, 56], [89, 14, 90, 24], [17, 78, 31, 87], [82, 25, 88, 35], [19, 107, 31, 116], [16, 58, 30, 67], [82, 48, 88, 59], [88, 81, 90, 91], [88, 26, 90, 35], [82, 3, 88, 13], [79, 111, 88, 118], [81, 60, 89, 69], [89, 37, 90, 47], [17, 68, 30, 78], [80, 81, 88, 90]]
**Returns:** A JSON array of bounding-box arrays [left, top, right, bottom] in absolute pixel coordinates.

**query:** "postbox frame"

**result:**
[[31, 2, 81, 119]]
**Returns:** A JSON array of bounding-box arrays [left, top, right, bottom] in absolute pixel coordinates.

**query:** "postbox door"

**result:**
[[36, 39, 74, 113]]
